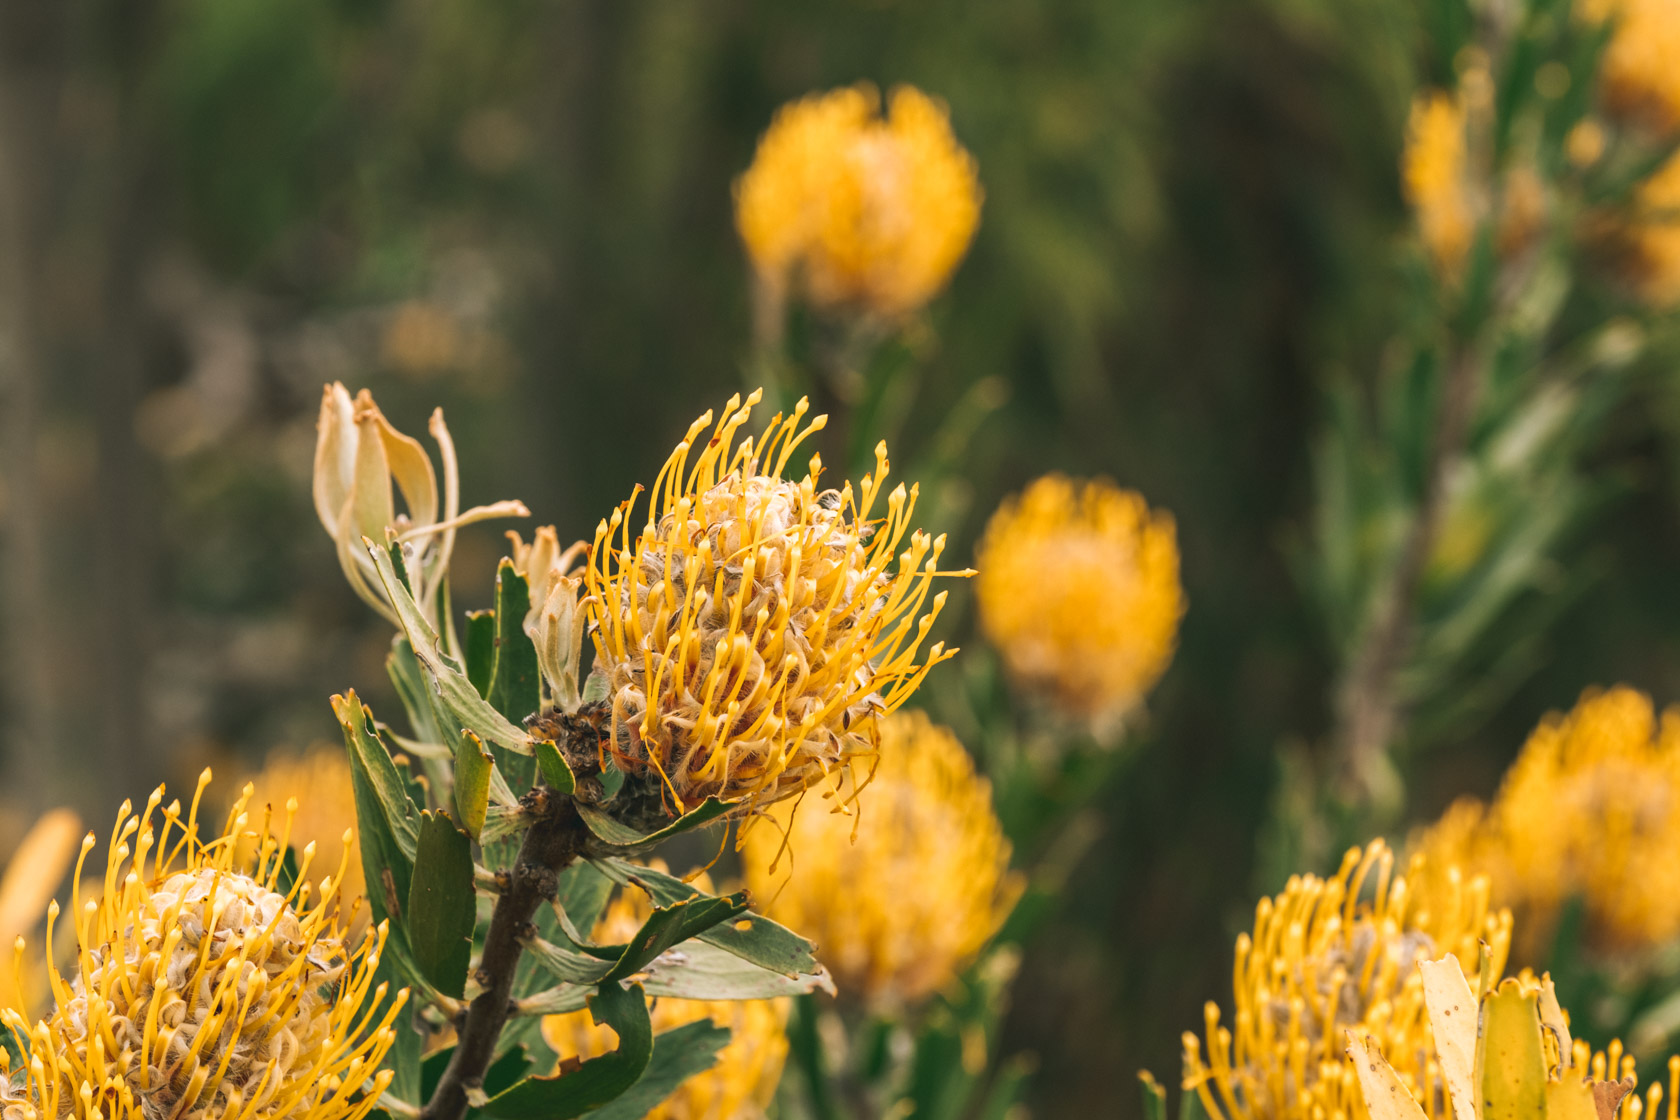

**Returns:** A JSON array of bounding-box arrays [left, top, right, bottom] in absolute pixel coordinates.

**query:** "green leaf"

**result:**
[[524, 936, 615, 984], [580, 1019, 732, 1120], [422, 1044, 530, 1105], [594, 858, 820, 978], [365, 538, 532, 759], [600, 893, 751, 983], [977, 1054, 1036, 1120], [453, 731, 494, 839], [331, 691, 420, 919], [465, 610, 496, 698], [638, 939, 835, 1001], [536, 739, 576, 796], [1140, 1073, 1168, 1120], [555, 861, 612, 941], [788, 994, 841, 1120], [487, 560, 541, 725], [574, 797, 729, 851], [373, 946, 421, 1106], [581, 670, 609, 705], [387, 638, 446, 747], [483, 982, 654, 1119], [407, 810, 476, 1001]]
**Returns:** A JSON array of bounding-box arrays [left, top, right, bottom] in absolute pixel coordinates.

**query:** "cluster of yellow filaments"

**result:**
[[1403, 91, 1477, 276], [1417, 686, 1680, 956], [583, 389, 961, 819], [543, 870, 789, 1120], [240, 745, 366, 917], [1180, 840, 1511, 1120], [974, 474, 1183, 727], [0, 772, 404, 1120], [740, 710, 1021, 1009], [734, 84, 982, 318]]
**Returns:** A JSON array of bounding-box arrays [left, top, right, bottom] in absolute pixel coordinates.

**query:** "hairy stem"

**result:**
[[421, 793, 586, 1120], [1332, 343, 1479, 809]]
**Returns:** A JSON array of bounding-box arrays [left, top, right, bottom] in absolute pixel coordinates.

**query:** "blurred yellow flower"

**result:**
[[543, 868, 789, 1120], [582, 389, 962, 821], [1178, 839, 1511, 1120], [734, 84, 981, 318], [974, 474, 1183, 727], [739, 710, 1020, 1009], [1624, 151, 1680, 306], [1403, 91, 1476, 275], [1580, 0, 1680, 132], [1416, 685, 1680, 955], [0, 773, 404, 1120], [0, 809, 81, 1019], [241, 743, 367, 922]]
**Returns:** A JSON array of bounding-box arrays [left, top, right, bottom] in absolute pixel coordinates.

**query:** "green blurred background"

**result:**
[[6, 0, 1680, 1114]]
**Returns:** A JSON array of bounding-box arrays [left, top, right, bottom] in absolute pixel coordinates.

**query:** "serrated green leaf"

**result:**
[[580, 1019, 732, 1120], [454, 731, 493, 839], [408, 810, 476, 1000], [365, 538, 532, 759], [536, 739, 576, 796], [594, 858, 819, 978], [483, 982, 653, 1119], [465, 610, 496, 698], [574, 798, 729, 851], [601, 893, 750, 983], [488, 560, 541, 725]]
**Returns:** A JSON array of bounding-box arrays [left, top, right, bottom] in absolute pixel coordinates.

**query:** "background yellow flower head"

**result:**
[[1179, 839, 1510, 1120], [583, 389, 960, 820], [734, 83, 982, 317], [1416, 685, 1680, 956], [542, 867, 789, 1120], [238, 743, 366, 920], [974, 474, 1184, 727], [1403, 90, 1476, 276], [0, 773, 402, 1120], [739, 710, 1021, 1009]]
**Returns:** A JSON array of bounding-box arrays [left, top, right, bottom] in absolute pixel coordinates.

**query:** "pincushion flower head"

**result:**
[[974, 474, 1183, 728], [314, 382, 528, 627], [1579, 0, 1680, 133], [0, 772, 405, 1120], [734, 84, 982, 319], [739, 710, 1020, 1010], [543, 866, 789, 1120], [1417, 685, 1680, 956], [1177, 839, 1511, 1120], [579, 389, 964, 822]]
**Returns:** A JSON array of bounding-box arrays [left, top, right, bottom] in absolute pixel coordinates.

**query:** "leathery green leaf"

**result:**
[[407, 810, 476, 1000], [487, 560, 541, 725], [482, 981, 653, 1119], [453, 730, 493, 839], [580, 1019, 731, 1120], [600, 893, 751, 982], [536, 739, 576, 795]]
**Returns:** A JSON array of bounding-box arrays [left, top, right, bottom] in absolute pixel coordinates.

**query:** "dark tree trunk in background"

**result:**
[[0, 0, 63, 807]]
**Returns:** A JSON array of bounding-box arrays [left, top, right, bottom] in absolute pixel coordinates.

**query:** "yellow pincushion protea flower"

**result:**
[[1580, 0, 1680, 132], [542, 869, 789, 1120], [241, 744, 367, 919], [0, 773, 405, 1120], [739, 711, 1021, 1009], [1178, 840, 1511, 1120], [974, 474, 1183, 727], [734, 84, 982, 318], [1416, 686, 1680, 955], [582, 389, 962, 820], [1403, 91, 1476, 276]]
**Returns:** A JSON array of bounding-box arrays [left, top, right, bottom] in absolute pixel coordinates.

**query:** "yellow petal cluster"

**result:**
[[974, 474, 1183, 726], [542, 869, 789, 1120], [1402, 92, 1476, 276], [1580, 0, 1680, 132], [734, 84, 982, 318], [739, 710, 1021, 1009], [240, 744, 367, 924], [582, 389, 961, 820], [1179, 840, 1511, 1120], [1416, 685, 1680, 955], [0, 773, 404, 1120]]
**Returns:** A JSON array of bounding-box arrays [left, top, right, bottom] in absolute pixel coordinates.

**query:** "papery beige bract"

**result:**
[[508, 527, 589, 711], [314, 382, 528, 626]]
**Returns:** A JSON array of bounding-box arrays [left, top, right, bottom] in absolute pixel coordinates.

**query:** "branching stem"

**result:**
[[420, 792, 586, 1120]]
